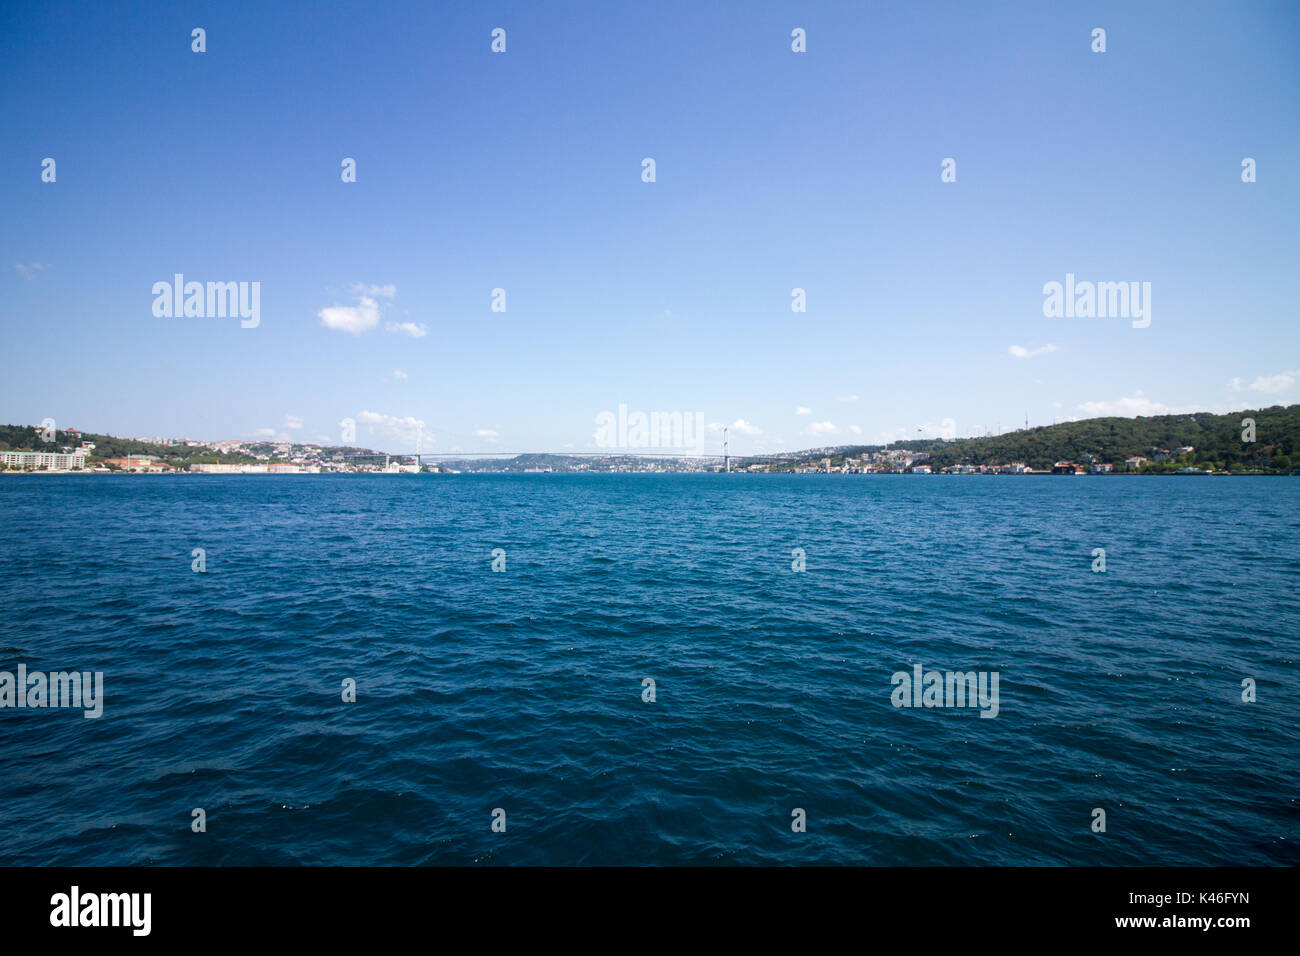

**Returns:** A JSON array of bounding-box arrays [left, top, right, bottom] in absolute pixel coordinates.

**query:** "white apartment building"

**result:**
[[1, 449, 88, 470]]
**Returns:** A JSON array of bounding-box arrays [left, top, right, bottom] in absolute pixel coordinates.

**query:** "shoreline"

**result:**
[[0, 469, 1290, 478]]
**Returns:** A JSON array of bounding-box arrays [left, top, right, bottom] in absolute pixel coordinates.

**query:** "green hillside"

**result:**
[[745, 404, 1298, 473]]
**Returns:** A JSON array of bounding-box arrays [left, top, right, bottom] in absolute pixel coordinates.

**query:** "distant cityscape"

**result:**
[[1, 405, 1295, 476], [0, 432, 1203, 476]]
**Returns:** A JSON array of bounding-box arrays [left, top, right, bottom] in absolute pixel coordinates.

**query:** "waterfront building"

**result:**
[[1, 449, 88, 470], [102, 457, 172, 472]]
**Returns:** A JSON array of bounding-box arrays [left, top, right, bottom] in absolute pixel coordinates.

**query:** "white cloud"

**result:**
[[474, 428, 500, 441], [1075, 391, 1180, 417], [837, 395, 859, 403], [256, 415, 302, 440], [320, 284, 411, 335], [356, 411, 430, 447], [706, 420, 760, 435], [916, 418, 958, 440], [806, 421, 839, 436], [795, 407, 812, 416], [849, 425, 862, 435], [392, 369, 408, 380], [319, 295, 381, 334], [352, 283, 396, 298], [1228, 370, 1297, 394], [1008, 344, 1059, 359], [13, 262, 48, 280], [385, 321, 427, 338]]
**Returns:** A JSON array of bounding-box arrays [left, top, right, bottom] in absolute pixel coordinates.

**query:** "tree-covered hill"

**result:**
[[742, 404, 1298, 472], [913, 405, 1294, 471]]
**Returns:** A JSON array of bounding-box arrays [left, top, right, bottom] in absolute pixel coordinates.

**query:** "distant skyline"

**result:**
[[20, 398, 1299, 460], [2, 0, 1298, 455]]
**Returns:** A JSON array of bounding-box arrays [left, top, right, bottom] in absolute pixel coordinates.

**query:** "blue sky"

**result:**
[[2, 0, 1297, 455]]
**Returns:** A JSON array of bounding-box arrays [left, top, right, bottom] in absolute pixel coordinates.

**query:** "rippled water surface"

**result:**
[[1, 474, 1297, 865]]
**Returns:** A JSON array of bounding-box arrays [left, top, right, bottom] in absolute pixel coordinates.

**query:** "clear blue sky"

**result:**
[[2, 0, 1297, 454]]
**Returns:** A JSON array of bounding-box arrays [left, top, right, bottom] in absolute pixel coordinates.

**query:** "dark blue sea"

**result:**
[[1, 474, 1296, 865]]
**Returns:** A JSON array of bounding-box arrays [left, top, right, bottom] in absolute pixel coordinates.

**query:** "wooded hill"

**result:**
[[746, 405, 1298, 472]]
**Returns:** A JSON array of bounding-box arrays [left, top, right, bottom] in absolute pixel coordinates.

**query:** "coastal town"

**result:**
[[0, 429, 426, 474], [0, 415, 1290, 477], [770, 446, 1205, 475]]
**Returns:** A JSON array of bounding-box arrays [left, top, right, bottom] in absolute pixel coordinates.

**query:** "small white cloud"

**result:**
[[731, 418, 761, 436], [1228, 370, 1297, 394], [916, 418, 958, 439], [385, 321, 428, 338], [356, 410, 429, 446], [13, 262, 48, 280], [1008, 344, 1059, 359], [837, 394, 859, 403], [392, 369, 408, 380], [284, 415, 303, 430], [254, 427, 277, 438], [806, 421, 838, 436], [795, 407, 812, 416], [849, 425, 862, 435], [319, 296, 381, 334], [474, 428, 500, 441], [352, 283, 396, 298], [319, 285, 406, 334], [1075, 391, 1181, 417]]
